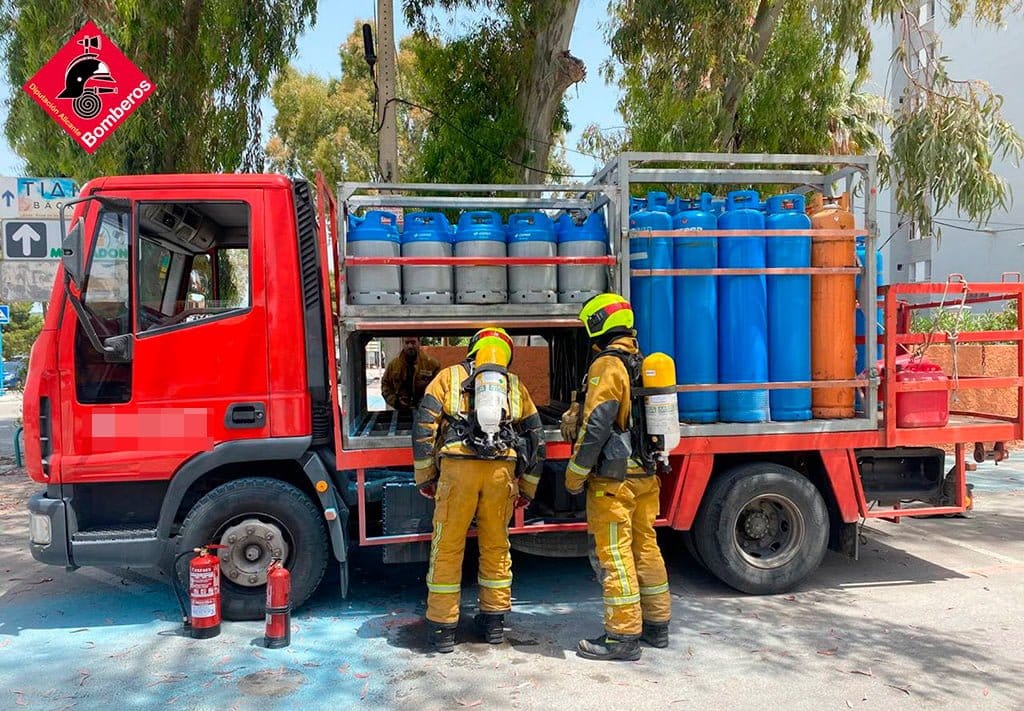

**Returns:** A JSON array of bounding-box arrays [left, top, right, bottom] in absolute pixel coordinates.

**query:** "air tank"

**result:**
[[672, 193, 718, 423], [718, 190, 768, 423], [766, 194, 811, 421], [809, 196, 856, 418], [347, 210, 401, 305], [557, 211, 608, 303], [507, 212, 557, 303], [629, 208, 673, 358], [455, 211, 507, 304], [401, 212, 453, 304]]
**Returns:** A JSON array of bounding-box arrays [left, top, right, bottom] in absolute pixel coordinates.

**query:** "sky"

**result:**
[[0, 0, 620, 177]]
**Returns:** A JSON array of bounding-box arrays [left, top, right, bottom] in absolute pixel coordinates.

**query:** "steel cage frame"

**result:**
[[588, 152, 880, 434]]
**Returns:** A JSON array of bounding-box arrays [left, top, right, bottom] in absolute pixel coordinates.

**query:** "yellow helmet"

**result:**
[[579, 293, 634, 339], [467, 326, 514, 366]]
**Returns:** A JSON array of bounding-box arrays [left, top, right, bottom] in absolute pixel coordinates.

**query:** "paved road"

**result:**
[[1, 464, 1023, 710]]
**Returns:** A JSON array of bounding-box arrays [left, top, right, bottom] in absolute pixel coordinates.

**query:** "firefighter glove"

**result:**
[[560, 400, 581, 442]]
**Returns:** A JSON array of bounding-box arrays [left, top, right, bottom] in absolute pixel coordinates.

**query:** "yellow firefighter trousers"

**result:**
[[426, 457, 518, 626], [587, 475, 671, 637]]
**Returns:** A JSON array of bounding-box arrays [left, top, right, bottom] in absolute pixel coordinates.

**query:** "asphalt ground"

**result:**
[[1, 402, 1023, 708]]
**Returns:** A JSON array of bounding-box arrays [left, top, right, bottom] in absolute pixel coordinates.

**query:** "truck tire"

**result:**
[[693, 463, 828, 595], [176, 477, 329, 621], [680, 530, 707, 571]]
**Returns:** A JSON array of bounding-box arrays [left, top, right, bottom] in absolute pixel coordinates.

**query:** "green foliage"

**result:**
[[407, 25, 524, 183], [911, 301, 1018, 333], [267, 23, 429, 185], [1, 0, 317, 180], [600, 0, 1022, 233], [2, 302, 43, 358]]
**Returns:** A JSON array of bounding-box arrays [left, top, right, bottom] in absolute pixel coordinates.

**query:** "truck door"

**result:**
[[58, 188, 270, 485]]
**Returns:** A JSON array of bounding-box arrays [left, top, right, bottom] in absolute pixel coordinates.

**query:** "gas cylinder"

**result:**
[[188, 544, 223, 639], [642, 352, 681, 461], [508, 212, 557, 303], [766, 194, 812, 422], [455, 211, 507, 304], [264, 558, 291, 649], [402, 212, 453, 304], [347, 211, 401, 305], [718, 190, 768, 423], [629, 209, 673, 358], [672, 193, 718, 423], [473, 341, 512, 449], [810, 195, 857, 418], [557, 211, 608, 303]]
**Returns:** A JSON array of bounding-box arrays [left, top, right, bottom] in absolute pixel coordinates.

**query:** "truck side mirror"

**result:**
[[62, 217, 84, 288]]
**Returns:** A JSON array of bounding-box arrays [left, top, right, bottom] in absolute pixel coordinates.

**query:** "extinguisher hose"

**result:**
[[171, 550, 194, 628]]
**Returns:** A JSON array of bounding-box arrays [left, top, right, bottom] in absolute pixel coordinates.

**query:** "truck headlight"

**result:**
[[29, 513, 52, 545]]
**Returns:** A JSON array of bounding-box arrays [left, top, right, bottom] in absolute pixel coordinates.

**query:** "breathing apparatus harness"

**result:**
[[576, 333, 661, 477], [446, 360, 518, 459]]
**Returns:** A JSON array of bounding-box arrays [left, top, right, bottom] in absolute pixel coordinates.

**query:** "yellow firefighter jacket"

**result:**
[[381, 350, 442, 410], [413, 362, 544, 499], [565, 336, 647, 493]]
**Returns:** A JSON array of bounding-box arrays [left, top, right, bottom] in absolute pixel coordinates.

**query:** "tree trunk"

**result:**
[[512, 0, 584, 183], [716, 0, 784, 151]]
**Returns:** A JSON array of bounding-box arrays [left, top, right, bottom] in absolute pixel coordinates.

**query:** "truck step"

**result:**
[[73, 526, 158, 542]]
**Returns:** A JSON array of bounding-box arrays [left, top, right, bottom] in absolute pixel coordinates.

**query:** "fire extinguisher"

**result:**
[[172, 544, 226, 639], [264, 557, 291, 649]]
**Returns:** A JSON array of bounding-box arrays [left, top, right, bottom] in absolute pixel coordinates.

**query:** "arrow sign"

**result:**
[[1, 191, 12, 207], [0, 305, 9, 325], [10, 223, 43, 256], [3, 220, 59, 259]]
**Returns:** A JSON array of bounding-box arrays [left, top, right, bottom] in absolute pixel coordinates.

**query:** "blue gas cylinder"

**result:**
[[855, 238, 885, 374], [673, 193, 718, 422], [766, 194, 812, 421], [347, 210, 402, 305], [558, 211, 608, 303], [454, 211, 507, 304], [629, 208, 674, 358], [718, 190, 769, 422], [647, 191, 671, 213]]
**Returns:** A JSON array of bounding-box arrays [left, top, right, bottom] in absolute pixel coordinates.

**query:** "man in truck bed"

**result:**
[[382, 336, 441, 412]]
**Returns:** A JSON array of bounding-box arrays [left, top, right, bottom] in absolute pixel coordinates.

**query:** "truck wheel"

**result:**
[[694, 463, 828, 595], [176, 477, 329, 621], [680, 530, 707, 571]]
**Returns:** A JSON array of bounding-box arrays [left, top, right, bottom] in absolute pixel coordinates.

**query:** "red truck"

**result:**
[[22, 153, 1024, 620]]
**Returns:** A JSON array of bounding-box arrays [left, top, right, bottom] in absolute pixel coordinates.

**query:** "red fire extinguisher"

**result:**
[[185, 544, 226, 639], [264, 557, 291, 649]]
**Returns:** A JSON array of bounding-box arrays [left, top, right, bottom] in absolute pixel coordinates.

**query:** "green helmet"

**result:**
[[579, 293, 634, 339]]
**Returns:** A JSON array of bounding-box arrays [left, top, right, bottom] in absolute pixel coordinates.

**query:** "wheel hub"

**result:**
[[743, 510, 771, 539], [218, 518, 289, 587], [732, 494, 805, 570]]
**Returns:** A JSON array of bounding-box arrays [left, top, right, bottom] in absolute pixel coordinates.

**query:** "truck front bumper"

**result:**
[[28, 491, 71, 567]]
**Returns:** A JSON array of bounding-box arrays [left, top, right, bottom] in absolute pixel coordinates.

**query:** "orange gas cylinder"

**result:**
[[810, 195, 856, 418]]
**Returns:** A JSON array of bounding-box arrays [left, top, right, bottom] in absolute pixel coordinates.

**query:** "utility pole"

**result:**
[[376, 0, 399, 182]]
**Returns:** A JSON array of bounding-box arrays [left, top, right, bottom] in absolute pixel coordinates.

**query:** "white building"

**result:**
[[869, 2, 1024, 285]]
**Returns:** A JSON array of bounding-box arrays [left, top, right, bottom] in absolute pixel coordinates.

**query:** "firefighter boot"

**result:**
[[475, 613, 505, 644], [428, 624, 456, 654], [641, 621, 669, 648], [576, 633, 642, 661]]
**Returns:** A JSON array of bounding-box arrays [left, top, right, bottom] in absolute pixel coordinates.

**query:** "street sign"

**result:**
[[0, 177, 16, 219], [17, 177, 77, 218], [0, 305, 9, 325], [2, 219, 63, 260]]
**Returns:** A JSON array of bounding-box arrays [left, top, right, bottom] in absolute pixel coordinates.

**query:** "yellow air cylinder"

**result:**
[[810, 195, 856, 418], [642, 353, 681, 456]]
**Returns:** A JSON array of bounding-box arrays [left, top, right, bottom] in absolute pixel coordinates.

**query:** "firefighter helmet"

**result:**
[[467, 327, 513, 366], [579, 293, 634, 339], [57, 56, 114, 99]]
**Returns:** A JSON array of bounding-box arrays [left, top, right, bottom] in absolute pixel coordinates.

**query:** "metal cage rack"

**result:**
[[585, 152, 881, 437]]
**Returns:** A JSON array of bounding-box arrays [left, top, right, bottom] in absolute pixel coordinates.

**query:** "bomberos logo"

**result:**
[[23, 20, 155, 154]]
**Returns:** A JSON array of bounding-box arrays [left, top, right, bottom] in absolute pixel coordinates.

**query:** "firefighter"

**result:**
[[413, 327, 545, 653], [562, 293, 672, 661], [382, 336, 442, 412]]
